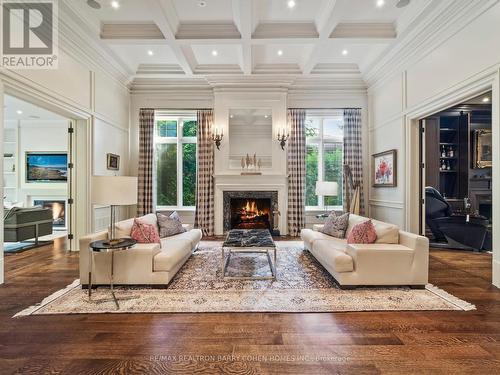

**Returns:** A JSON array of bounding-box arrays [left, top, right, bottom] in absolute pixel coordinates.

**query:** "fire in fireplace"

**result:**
[[230, 198, 271, 230], [33, 200, 66, 228]]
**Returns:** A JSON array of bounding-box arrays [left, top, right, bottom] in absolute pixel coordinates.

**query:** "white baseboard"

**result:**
[[493, 259, 500, 288]]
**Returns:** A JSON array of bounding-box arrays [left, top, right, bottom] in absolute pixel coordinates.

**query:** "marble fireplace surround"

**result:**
[[223, 190, 279, 232], [214, 175, 288, 235]]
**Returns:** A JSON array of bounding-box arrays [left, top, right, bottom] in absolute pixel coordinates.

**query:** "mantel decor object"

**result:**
[[240, 153, 262, 175]]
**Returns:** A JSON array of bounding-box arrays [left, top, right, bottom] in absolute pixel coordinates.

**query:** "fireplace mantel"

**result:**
[[214, 174, 288, 235]]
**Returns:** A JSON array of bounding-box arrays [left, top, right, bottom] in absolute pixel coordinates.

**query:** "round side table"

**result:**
[[88, 238, 137, 309]]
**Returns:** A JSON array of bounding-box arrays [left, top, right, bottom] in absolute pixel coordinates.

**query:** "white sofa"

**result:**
[[301, 214, 429, 288], [79, 213, 202, 286]]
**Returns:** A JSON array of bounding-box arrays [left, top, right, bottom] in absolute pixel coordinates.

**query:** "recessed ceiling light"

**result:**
[[264, 115, 269, 118], [482, 97, 490, 103], [277, 50, 283, 56], [110, 0, 119, 9], [147, 50, 154, 56], [342, 49, 348, 56], [198, 0, 207, 7], [230, 114, 234, 118], [287, 0, 296, 9], [211, 50, 218, 57], [376, 0, 385, 7], [16, 110, 23, 115]]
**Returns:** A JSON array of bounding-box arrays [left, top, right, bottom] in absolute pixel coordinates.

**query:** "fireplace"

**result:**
[[223, 191, 278, 233], [33, 200, 66, 229]]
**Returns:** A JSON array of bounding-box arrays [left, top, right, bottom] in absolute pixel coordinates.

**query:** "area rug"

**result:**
[[14, 241, 475, 316]]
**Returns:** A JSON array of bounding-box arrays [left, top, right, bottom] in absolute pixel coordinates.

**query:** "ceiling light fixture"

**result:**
[[376, 0, 385, 7], [482, 97, 490, 103], [16, 110, 23, 115], [110, 0, 120, 9], [342, 49, 348, 56], [147, 50, 154, 56], [211, 50, 218, 56], [287, 0, 296, 9], [277, 49, 283, 56], [396, 0, 411, 8], [198, 0, 207, 7]]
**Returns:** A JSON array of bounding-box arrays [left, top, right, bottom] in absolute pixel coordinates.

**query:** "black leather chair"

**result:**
[[425, 187, 489, 250]]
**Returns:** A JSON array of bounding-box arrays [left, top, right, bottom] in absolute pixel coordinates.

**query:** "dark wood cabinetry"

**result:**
[[425, 112, 469, 200]]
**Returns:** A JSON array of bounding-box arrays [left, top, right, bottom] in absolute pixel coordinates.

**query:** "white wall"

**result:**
[[0, 31, 130, 284], [368, 2, 500, 286]]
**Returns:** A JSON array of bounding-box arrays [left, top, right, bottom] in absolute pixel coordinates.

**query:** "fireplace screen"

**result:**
[[33, 200, 66, 228], [230, 198, 271, 230]]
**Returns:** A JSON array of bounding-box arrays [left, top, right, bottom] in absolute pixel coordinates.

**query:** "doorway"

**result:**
[[3, 95, 74, 253], [420, 92, 493, 254]]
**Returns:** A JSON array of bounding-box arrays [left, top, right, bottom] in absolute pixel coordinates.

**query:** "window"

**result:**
[[154, 113, 197, 209], [305, 113, 344, 210]]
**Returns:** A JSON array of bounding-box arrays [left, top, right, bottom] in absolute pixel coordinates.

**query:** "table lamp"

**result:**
[[315, 181, 339, 214], [92, 176, 138, 246]]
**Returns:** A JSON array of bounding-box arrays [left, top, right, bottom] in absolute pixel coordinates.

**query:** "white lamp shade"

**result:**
[[92, 176, 138, 205], [315, 181, 338, 196]]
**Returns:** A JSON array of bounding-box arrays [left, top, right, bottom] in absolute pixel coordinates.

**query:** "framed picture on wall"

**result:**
[[106, 153, 120, 171], [372, 149, 397, 187]]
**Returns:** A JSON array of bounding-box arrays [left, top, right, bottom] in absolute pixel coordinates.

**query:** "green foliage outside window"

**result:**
[[183, 120, 197, 137], [182, 143, 197, 206], [157, 120, 177, 137], [156, 143, 177, 206]]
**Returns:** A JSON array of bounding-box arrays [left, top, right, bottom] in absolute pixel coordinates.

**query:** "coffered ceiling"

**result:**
[[66, 0, 434, 83]]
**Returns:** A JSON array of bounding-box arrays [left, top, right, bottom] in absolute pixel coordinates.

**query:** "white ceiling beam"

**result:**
[[302, 0, 340, 75], [233, 0, 252, 75], [146, 0, 194, 76]]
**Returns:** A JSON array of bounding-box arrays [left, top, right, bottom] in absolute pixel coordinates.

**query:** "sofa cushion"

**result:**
[[320, 212, 349, 238], [157, 212, 186, 238], [130, 219, 161, 245], [115, 213, 157, 238], [161, 228, 202, 249], [153, 239, 192, 272], [312, 240, 354, 273], [347, 220, 377, 244], [346, 214, 399, 244]]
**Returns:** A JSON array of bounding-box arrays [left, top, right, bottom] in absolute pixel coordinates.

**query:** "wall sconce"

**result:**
[[212, 127, 223, 150], [277, 127, 289, 150]]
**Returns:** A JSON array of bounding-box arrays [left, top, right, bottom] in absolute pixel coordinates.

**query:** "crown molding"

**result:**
[[253, 22, 319, 39], [364, 0, 500, 89], [100, 22, 165, 40], [176, 22, 241, 40], [253, 64, 302, 75], [330, 23, 396, 39], [310, 63, 361, 75], [59, 1, 133, 88], [194, 65, 243, 75]]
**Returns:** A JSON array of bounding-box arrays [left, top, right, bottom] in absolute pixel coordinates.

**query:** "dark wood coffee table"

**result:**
[[221, 229, 276, 280]]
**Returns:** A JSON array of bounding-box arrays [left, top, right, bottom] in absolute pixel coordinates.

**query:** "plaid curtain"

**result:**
[[343, 108, 365, 215], [287, 109, 306, 236], [137, 108, 155, 216], [194, 110, 215, 236]]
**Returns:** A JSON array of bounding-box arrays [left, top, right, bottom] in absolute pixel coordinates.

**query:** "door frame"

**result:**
[[0, 79, 92, 253], [404, 69, 499, 287]]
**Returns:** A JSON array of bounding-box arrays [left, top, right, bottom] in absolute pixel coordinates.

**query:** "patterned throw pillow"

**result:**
[[130, 219, 161, 244], [169, 211, 182, 222], [157, 212, 186, 238], [347, 220, 377, 244], [320, 212, 350, 238]]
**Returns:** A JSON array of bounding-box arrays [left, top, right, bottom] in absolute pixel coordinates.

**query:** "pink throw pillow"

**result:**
[[347, 220, 377, 244], [130, 218, 161, 245]]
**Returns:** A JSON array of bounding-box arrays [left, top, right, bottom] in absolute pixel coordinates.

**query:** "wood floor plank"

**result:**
[[0, 240, 499, 374]]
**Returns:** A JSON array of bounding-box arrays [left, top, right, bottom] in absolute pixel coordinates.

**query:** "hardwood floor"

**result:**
[[1, 240, 499, 374]]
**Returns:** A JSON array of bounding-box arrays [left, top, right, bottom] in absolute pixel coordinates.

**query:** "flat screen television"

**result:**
[[26, 152, 68, 182]]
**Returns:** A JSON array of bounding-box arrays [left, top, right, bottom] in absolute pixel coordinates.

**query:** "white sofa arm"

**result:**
[[182, 223, 193, 231]]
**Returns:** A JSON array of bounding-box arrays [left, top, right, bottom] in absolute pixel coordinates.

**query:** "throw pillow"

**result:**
[[320, 212, 350, 238], [347, 220, 377, 244], [130, 219, 161, 244], [169, 211, 181, 222], [157, 212, 186, 238]]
